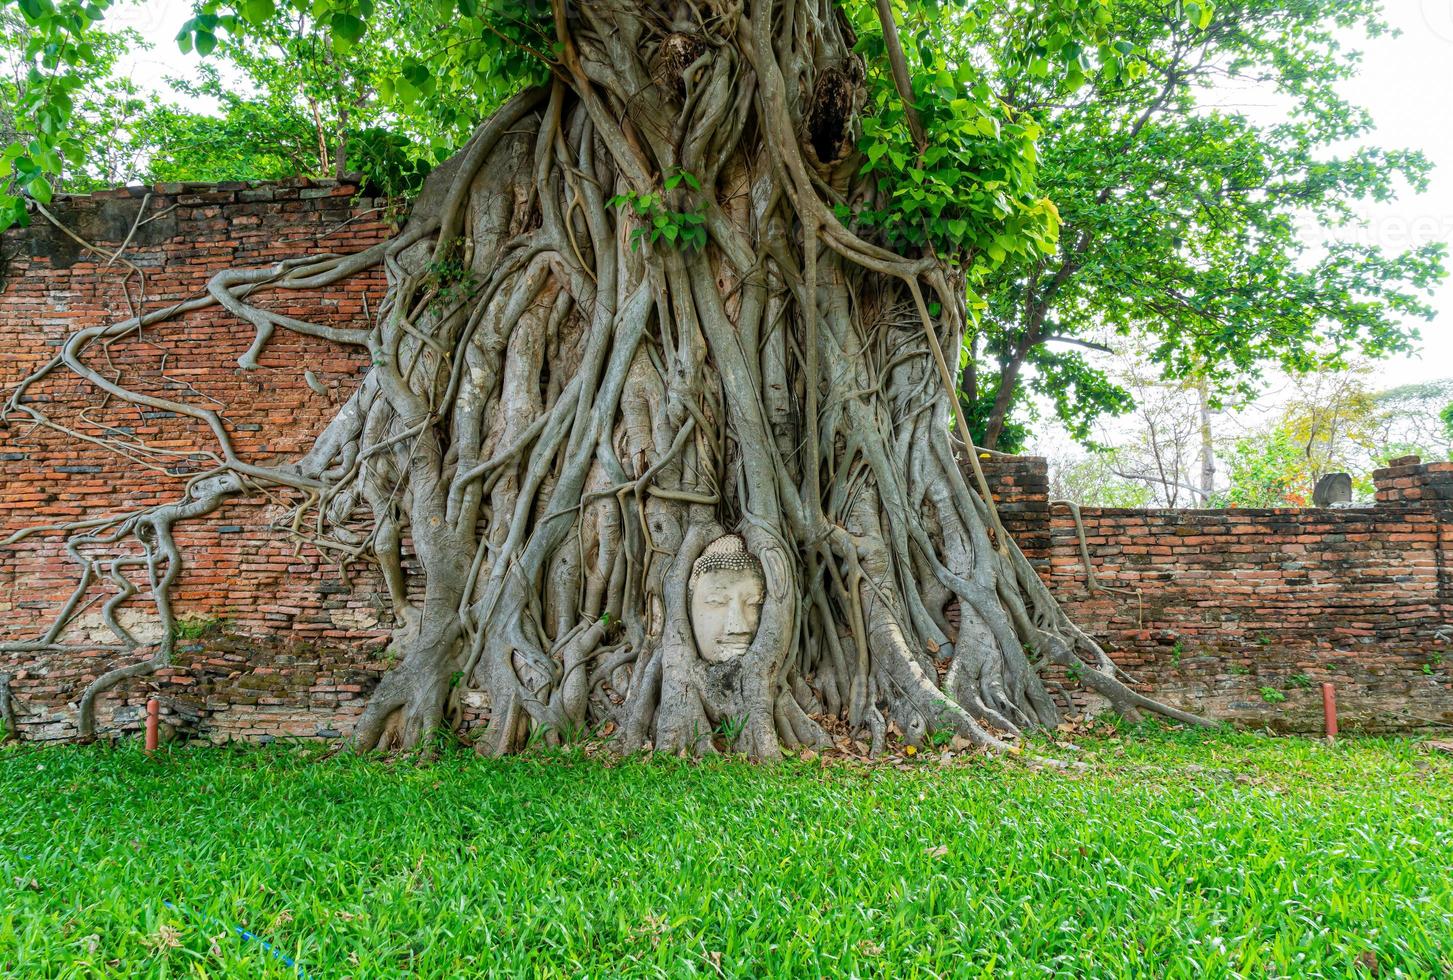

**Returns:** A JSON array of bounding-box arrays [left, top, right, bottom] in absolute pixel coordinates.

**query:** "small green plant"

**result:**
[[173, 616, 219, 640], [423, 244, 481, 312], [1258, 686, 1286, 705], [558, 720, 593, 746], [714, 714, 747, 750], [1256, 633, 1274, 647], [1065, 663, 1082, 684], [1229, 664, 1252, 676], [523, 723, 551, 752], [609, 169, 708, 251], [1170, 640, 1184, 667], [1423, 652, 1444, 675], [926, 726, 954, 750], [1287, 674, 1314, 690], [1097, 711, 1134, 735]]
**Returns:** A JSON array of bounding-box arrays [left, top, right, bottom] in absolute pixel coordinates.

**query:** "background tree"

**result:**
[[0, 4, 150, 205], [1369, 379, 1453, 464], [167, 1, 501, 190], [1106, 364, 1211, 507], [1212, 368, 1452, 506], [0, 0, 502, 199], [1048, 450, 1154, 508], [960, 0, 1445, 451], [1046, 337, 1225, 506], [1217, 428, 1309, 507]]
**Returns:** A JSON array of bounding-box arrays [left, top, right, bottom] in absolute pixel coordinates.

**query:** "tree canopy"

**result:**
[[3, 0, 1154, 255], [960, 0, 1445, 451], [6, 3, 1440, 444]]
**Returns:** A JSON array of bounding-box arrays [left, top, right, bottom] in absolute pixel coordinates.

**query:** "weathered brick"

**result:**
[[980, 456, 1453, 735]]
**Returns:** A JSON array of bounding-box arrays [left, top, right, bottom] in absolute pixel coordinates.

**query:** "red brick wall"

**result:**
[[979, 455, 1453, 733], [2, 184, 1449, 741], [1, 180, 396, 741]]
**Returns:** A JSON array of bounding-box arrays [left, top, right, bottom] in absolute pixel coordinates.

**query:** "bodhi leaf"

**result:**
[[329, 11, 366, 52]]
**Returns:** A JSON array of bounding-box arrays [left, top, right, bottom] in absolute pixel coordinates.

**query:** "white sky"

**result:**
[[1333, 1, 1453, 384], [109, 0, 213, 109], [104, 1, 1452, 428]]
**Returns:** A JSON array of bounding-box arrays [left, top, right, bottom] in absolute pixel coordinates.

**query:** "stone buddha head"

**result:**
[[688, 534, 766, 663]]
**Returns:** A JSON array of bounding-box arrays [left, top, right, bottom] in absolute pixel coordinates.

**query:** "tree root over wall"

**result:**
[[1, 0, 1208, 756]]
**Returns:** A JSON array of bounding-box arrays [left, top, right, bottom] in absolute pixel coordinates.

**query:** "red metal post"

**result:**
[[1320, 683, 1338, 743], [145, 698, 159, 754]]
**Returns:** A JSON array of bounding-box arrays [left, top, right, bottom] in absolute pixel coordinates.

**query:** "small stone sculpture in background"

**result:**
[[1313, 472, 1354, 507]]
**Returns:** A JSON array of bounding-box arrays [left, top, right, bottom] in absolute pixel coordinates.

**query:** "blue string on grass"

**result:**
[[163, 900, 308, 977], [11, 853, 305, 974], [12, 855, 307, 975]]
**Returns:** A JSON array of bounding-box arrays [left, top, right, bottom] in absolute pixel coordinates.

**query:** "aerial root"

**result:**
[[0, 0, 1209, 752]]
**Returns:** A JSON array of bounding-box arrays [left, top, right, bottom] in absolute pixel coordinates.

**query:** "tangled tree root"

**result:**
[[0, 0, 1209, 755]]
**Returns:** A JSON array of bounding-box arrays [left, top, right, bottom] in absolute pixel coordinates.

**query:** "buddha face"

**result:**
[[688, 535, 766, 663]]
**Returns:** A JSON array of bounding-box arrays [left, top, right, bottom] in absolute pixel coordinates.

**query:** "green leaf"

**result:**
[[18, 0, 52, 22], [240, 0, 275, 24], [26, 177, 53, 204], [194, 30, 217, 57], [331, 12, 367, 48]]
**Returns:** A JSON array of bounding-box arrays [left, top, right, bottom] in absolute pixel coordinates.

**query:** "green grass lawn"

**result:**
[[3, 728, 1450, 978]]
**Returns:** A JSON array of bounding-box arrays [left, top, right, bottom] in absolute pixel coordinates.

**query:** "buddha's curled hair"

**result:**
[[688, 535, 764, 595]]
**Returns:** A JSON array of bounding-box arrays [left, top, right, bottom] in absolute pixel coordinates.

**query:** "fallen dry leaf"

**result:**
[[144, 925, 182, 952]]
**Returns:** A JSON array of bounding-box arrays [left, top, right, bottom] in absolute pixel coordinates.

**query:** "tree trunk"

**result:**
[[4, 0, 1207, 755], [1196, 374, 1215, 506]]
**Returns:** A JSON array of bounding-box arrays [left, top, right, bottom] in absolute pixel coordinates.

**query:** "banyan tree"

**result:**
[[3, 0, 1207, 757]]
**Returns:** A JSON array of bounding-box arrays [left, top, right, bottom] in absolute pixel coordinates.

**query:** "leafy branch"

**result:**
[[609, 169, 708, 252]]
